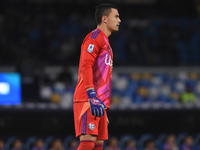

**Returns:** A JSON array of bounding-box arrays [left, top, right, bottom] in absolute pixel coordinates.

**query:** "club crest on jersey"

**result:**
[[88, 123, 95, 130], [87, 44, 94, 53]]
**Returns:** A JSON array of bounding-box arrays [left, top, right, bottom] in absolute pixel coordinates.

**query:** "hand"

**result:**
[[87, 89, 107, 117]]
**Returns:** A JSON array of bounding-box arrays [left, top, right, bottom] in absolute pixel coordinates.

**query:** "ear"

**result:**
[[102, 15, 107, 24]]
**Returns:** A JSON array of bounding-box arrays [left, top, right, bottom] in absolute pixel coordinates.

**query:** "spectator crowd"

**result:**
[[1, 133, 200, 150]]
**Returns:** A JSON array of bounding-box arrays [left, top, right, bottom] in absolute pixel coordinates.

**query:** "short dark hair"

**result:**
[[95, 3, 118, 25]]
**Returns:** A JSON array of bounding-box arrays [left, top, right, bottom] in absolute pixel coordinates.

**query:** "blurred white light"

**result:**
[[115, 77, 128, 91], [178, 72, 188, 81], [120, 97, 132, 108], [0, 82, 10, 95], [54, 82, 66, 91], [148, 86, 159, 98], [151, 77, 162, 86], [196, 82, 200, 94], [60, 92, 73, 108], [175, 81, 185, 92], [40, 86, 52, 99], [161, 85, 171, 95]]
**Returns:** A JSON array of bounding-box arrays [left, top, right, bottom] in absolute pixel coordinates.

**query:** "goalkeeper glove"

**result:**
[[87, 89, 107, 117]]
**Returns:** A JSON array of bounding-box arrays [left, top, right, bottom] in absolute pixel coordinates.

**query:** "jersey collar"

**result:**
[[96, 28, 109, 42]]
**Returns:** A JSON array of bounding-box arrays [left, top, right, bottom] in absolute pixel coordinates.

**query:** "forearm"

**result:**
[[82, 60, 95, 90]]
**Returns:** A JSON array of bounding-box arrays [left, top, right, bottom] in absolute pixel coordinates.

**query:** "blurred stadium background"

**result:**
[[1, 0, 200, 149]]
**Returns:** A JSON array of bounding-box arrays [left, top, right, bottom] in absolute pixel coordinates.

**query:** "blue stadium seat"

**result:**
[[63, 135, 79, 150], [156, 133, 167, 150], [193, 133, 200, 150], [124, 80, 138, 99], [138, 134, 154, 150], [139, 79, 151, 88], [44, 136, 55, 150], [176, 133, 187, 148], [24, 136, 37, 150], [5, 137, 24, 150], [133, 95, 145, 104], [5, 137, 18, 150], [119, 134, 137, 150], [158, 94, 170, 103]]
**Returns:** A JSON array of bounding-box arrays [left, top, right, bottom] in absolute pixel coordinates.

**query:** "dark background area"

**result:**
[[0, 108, 200, 138], [0, 0, 199, 67]]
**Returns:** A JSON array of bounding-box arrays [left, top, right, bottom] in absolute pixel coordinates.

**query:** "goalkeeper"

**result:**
[[73, 3, 121, 150]]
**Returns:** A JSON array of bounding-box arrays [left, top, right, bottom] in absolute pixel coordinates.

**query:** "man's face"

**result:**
[[105, 8, 121, 32]]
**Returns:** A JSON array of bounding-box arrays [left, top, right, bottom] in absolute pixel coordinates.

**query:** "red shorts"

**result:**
[[73, 102, 108, 140]]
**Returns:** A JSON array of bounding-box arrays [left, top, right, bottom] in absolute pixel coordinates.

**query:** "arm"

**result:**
[[81, 37, 106, 117]]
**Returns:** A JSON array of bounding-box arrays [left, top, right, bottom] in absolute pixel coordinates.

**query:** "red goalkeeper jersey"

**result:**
[[73, 28, 113, 109]]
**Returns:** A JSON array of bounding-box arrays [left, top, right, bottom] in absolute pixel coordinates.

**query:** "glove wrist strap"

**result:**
[[87, 89, 97, 98]]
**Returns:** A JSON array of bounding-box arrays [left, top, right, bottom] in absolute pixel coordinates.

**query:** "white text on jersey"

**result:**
[[105, 54, 113, 67]]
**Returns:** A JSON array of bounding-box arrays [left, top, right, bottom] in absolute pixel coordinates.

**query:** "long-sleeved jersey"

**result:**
[[73, 28, 113, 109]]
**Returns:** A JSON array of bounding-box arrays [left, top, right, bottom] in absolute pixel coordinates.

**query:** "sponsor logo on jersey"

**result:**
[[87, 44, 94, 53], [105, 54, 113, 67], [88, 123, 95, 130]]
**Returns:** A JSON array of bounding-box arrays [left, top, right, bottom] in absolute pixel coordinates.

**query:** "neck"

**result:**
[[97, 24, 111, 38]]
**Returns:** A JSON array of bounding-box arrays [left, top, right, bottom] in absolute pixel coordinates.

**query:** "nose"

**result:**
[[119, 18, 121, 23]]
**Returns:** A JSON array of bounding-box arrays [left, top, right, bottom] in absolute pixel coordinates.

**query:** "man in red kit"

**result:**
[[73, 3, 121, 150]]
